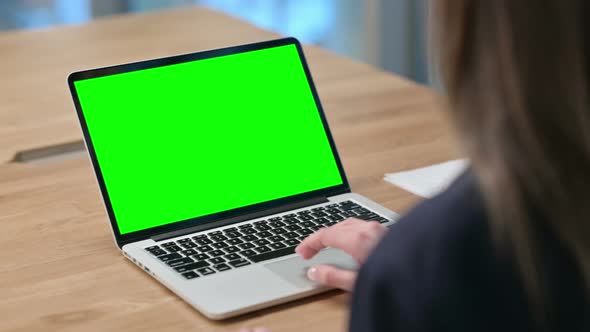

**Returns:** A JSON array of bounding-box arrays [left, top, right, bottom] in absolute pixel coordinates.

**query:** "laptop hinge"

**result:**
[[151, 196, 329, 242]]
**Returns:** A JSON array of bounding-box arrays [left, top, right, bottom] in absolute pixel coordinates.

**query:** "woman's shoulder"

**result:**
[[351, 171, 531, 330], [372, 171, 492, 271]]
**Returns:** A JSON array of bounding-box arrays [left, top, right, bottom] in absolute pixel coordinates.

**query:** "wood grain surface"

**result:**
[[0, 6, 458, 332]]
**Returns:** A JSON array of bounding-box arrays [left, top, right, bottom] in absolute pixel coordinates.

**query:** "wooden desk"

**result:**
[[0, 6, 457, 332]]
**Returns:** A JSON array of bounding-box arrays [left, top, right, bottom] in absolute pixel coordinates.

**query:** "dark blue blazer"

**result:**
[[349, 172, 588, 331]]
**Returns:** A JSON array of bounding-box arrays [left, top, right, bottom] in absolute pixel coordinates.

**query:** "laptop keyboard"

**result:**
[[143, 200, 390, 280]]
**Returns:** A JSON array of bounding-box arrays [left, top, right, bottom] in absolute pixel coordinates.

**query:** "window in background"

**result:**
[[0, 0, 428, 84], [0, 0, 90, 30], [197, 0, 335, 45]]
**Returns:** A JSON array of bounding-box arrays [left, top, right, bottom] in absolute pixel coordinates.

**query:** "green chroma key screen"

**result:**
[[74, 44, 343, 235]]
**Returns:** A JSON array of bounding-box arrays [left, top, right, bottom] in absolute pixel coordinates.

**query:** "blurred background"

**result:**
[[0, 0, 429, 84]]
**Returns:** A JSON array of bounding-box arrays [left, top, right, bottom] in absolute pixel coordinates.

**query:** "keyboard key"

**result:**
[[192, 253, 209, 261], [167, 257, 194, 267], [215, 263, 231, 271], [311, 207, 325, 212], [255, 224, 271, 231], [211, 234, 228, 242], [298, 215, 314, 221], [194, 238, 213, 245], [283, 232, 299, 239], [223, 246, 240, 253], [312, 212, 327, 218], [241, 228, 257, 235], [328, 214, 344, 221], [178, 238, 191, 243], [161, 242, 175, 247], [326, 221, 336, 227], [353, 208, 370, 214], [253, 220, 268, 225], [285, 224, 302, 231], [158, 253, 182, 262], [209, 257, 225, 264], [300, 221, 315, 228], [328, 213, 345, 220], [228, 238, 243, 245], [145, 245, 161, 251], [225, 232, 241, 239], [223, 227, 237, 233], [229, 259, 251, 268], [254, 246, 271, 253], [310, 225, 324, 231], [165, 245, 183, 253], [284, 213, 296, 218], [182, 271, 199, 279], [315, 218, 330, 225], [338, 202, 353, 208], [269, 242, 287, 250], [174, 261, 209, 273], [225, 253, 241, 261], [253, 239, 270, 246], [210, 250, 225, 257], [212, 242, 229, 249], [197, 267, 216, 276], [268, 217, 282, 222], [268, 235, 285, 243], [181, 249, 198, 256], [356, 213, 380, 221], [242, 235, 258, 242], [198, 245, 213, 252], [296, 228, 313, 236], [147, 248, 167, 256], [284, 239, 300, 246], [340, 202, 361, 210], [257, 231, 273, 238], [283, 218, 299, 225], [249, 246, 297, 263], [270, 228, 287, 235], [239, 249, 257, 257], [180, 242, 198, 249], [238, 242, 255, 250], [238, 224, 253, 229], [269, 221, 286, 228]]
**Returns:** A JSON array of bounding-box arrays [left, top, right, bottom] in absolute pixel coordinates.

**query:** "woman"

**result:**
[[243, 0, 590, 331]]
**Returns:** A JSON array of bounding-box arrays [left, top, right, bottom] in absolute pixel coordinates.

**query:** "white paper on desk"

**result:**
[[384, 159, 469, 198]]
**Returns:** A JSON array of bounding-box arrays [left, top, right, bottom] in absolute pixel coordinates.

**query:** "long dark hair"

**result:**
[[431, 0, 590, 323]]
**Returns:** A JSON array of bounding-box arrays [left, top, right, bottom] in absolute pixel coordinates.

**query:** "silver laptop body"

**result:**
[[68, 37, 400, 319]]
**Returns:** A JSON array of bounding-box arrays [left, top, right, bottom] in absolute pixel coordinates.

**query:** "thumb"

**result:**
[[307, 264, 357, 291]]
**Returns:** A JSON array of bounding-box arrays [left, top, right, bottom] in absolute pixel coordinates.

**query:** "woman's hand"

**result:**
[[238, 219, 386, 331], [295, 218, 388, 291]]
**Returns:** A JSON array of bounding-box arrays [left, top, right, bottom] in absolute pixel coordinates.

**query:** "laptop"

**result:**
[[67, 37, 400, 319]]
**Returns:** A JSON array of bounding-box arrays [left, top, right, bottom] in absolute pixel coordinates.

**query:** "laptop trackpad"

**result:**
[[264, 248, 358, 289]]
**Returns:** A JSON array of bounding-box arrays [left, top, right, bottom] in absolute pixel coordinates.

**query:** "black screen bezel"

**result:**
[[68, 37, 351, 248]]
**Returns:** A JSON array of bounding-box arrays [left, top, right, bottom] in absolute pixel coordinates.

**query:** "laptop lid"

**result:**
[[68, 37, 350, 248]]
